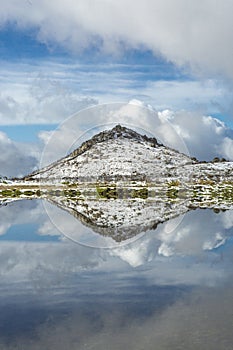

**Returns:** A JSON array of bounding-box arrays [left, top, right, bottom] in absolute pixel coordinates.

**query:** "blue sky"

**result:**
[[1, 1, 233, 176]]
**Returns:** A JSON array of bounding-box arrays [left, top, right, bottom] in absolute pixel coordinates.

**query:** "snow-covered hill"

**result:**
[[24, 124, 233, 184], [24, 125, 192, 183]]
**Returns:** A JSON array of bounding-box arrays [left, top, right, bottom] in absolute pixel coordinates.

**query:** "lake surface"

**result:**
[[0, 198, 233, 349]]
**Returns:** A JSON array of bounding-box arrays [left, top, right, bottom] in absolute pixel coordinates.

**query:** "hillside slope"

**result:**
[[25, 124, 194, 183], [24, 124, 233, 184]]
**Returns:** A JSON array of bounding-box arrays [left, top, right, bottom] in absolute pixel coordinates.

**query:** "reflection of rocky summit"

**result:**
[[47, 185, 233, 242], [24, 124, 233, 184], [48, 194, 190, 242]]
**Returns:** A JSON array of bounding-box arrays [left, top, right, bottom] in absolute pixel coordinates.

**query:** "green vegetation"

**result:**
[[23, 190, 35, 196], [168, 180, 180, 187], [36, 190, 41, 196], [0, 188, 22, 197], [61, 181, 70, 185], [197, 179, 215, 186], [212, 157, 227, 163], [131, 187, 148, 199], [166, 180, 180, 199], [96, 186, 117, 199], [0, 180, 233, 208], [63, 189, 81, 197], [166, 188, 179, 199], [96, 185, 148, 199]]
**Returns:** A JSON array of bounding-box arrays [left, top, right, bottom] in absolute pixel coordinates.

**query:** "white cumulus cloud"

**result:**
[[0, 66, 97, 125], [1, 1, 233, 79], [0, 131, 38, 177], [38, 101, 233, 167]]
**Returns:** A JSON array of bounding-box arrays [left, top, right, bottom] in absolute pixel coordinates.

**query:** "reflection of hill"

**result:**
[[1, 185, 233, 244], [47, 195, 190, 242], [46, 183, 233, 243]]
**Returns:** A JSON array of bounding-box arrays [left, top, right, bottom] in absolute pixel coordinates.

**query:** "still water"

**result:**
[[0, 198, 233, 349]]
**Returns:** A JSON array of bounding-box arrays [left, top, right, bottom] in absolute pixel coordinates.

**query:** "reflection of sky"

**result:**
[[1, 200, 233, 348], [0, 199, 61, 241], [0, 200, 233, 283]]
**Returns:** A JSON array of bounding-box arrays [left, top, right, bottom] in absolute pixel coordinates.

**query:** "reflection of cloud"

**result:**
[[0, 242, 105, 293], [2, 204, 232, 349], [49, 284, 233, 349], [109, 209, 233, 272], [1, 283, 233, 350], [1, 200, 233, 290], [0, 200, 44, 236], [0, 201, 104, 285], [156, 210, 232, 257], [37, 200, 233, 267], [110, 235, 157, 267], [220, 210, 233, 229]]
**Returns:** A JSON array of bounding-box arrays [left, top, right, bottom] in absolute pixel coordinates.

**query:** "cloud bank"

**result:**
[[0, 131, 38, 177], [1, 1, 233, 79], [38, 102, 233, 167], [1, 100, 233, 177], [0, 65, 97, 125], [0, 61, 229, 125]]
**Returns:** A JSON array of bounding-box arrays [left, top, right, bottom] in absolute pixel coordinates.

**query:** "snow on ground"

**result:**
[[50, 194, 190, 242], [30, 136, 193, 183]]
